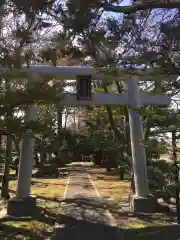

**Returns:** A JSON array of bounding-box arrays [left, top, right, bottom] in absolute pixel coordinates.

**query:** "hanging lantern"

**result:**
[[76, 75, 92, 100]]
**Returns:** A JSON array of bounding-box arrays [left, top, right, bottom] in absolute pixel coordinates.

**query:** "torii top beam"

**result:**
[[0, 65, 177, 81]]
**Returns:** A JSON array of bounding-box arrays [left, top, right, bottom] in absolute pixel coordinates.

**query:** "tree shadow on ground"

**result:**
[[63, 196, 108, 210], [67, 168, 130, 182], [0, 196, 179, 240], [0, 222, 43, 239], [64, 195, 175, 217], [85, 168, 131, 181], [8, 174, 18, 181], [57, 196, 180, 240], [34, 192, 176, 224], [0, 187, 16, 195], [31, 180, 67, 187], [36, 195, 63, 202], [32, 169, 69, 179], [124, 225, 180, 240], [54, 198, 180, 240], [32, 173, 68, 179], [0, 206, 58, 239], [55, 214, 180, 240], [55, 211, 122, 240]]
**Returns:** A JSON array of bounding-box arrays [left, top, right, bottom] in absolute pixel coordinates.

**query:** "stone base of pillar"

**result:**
[[131, 195, 158, 213], [7, 196, 36, 217]]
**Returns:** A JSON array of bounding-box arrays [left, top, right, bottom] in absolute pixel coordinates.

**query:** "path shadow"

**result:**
[[63, 196, 108, 211], [60, 199, 106, 221], [31, 180, 67, 187], [58, 196, 180, 239], [36, 195, 63, 203], [124, 225, 180, 240], [55, 211, 180, 240], [55, 214, 122, 240], [36, 194, 176, 223], [85, 168, 131, 181], [55, 197, 180, 240], [32, 173, 68, 179]]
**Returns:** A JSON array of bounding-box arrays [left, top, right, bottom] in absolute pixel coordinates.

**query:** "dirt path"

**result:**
[[54, 163, 123, 240]]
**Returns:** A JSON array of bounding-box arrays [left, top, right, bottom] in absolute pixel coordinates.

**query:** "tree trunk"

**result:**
[[48, 151, 52, 162], [57, 105, 62, 137], [172, 130, 180, 224], [115, 81, 131, 156], [1, 79, 13, 199], [39, 139, 46, 173], [0, 135, 2, 147], [39, 151, 45, 172], [56, 103, 63, 160], [94, 150, 102, 166], [34, 151, 39, 167], [64, 110, 69, 129], [12, 136, 20, 156], [1, 133, 12, 199], [103, 85, 122, 142]]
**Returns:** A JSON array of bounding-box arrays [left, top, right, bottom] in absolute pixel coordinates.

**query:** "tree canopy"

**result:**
[[0, 0, 179, 199]]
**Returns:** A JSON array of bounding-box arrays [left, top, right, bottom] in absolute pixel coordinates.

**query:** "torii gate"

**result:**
[[3, 66, 174, 216]]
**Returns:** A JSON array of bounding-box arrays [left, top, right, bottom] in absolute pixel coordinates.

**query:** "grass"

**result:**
[[95, 179, 130, 203], [87, 166, 176, 229], [0, 171, 68, 239], [9, 177, 66, 199], [87, 167, 130, 203], [1, 219, 54, 239]]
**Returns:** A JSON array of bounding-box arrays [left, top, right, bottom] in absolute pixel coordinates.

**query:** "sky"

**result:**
[[58, 0, 180, 130]]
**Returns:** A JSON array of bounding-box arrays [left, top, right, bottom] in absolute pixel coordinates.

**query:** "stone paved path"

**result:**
[[54, 163, 123, 240]]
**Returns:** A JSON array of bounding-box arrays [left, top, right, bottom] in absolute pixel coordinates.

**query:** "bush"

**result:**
[[148, 160, 177, 198], [35, 164, 59, 177]]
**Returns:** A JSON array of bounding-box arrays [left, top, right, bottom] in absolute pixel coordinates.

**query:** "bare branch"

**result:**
[[103, 1, 180, 14]]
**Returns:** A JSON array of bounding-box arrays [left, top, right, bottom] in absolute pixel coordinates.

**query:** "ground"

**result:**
[[54, 163, 120, 240], [0, 162, 180, 239], [0, 170, 68, 239], [86, 164, 177, 229]]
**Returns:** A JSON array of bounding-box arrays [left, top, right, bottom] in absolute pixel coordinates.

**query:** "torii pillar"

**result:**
[[7, 75, 37, 216], [127, 76, 157, 212]]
